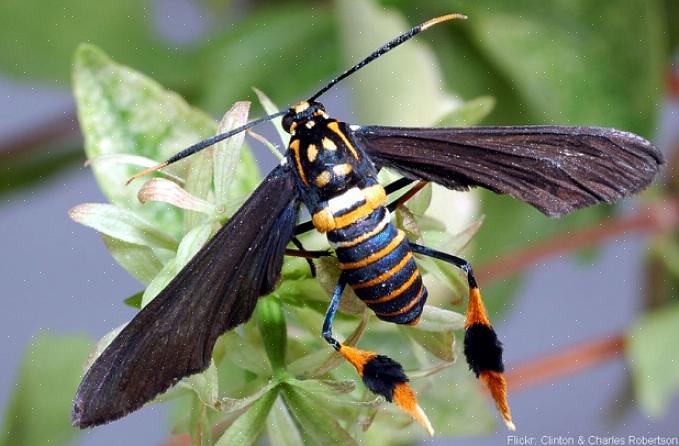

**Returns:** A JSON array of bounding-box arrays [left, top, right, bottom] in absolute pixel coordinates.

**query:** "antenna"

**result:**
[[126, 13, 465, 184], [308, 13, 466, 102], [126, 111, 285, 184]]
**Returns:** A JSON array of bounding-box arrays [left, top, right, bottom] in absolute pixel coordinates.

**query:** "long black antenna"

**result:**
[[308, 13, 466, 102], [126, 111, 285, 184], [126, 13, 465, 184]]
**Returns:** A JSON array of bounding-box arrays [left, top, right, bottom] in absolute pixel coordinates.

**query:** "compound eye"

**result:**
[[282, 113, 295, 133]]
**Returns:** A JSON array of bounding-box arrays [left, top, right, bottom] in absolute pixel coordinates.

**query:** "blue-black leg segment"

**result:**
[[322, 278, 346, 351], [409, 243, 478, 289]]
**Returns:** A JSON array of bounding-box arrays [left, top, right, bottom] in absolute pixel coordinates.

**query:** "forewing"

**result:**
[[73, 164, 299, 427], [353, 125, 663, 217]]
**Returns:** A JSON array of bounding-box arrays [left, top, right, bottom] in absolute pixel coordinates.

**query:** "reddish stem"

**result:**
[[0, 110, 78, 160], [477, 199, 679, 283], [506, 333, 626, 391]]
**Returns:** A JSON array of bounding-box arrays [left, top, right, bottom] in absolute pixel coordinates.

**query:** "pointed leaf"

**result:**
[[101, 235, 163, 285], [188, 360, 220, 409], [267, 396, 304, 446], [141, 258, 177, 308], [253, 88, 288, 147], [175, 223, 214, 269], [256, 297, 288, 372], [413, 306, 466, 332], [216, 388, 279, 446], [214, 102, 251, 208], [282, 385, 357, 446], [69, 203, 178, 250], [400, 326, 455, 362], [123, 291, 143, 309]]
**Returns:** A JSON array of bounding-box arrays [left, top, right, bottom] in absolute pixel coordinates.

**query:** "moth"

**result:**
[[72, 14, 663, 435]]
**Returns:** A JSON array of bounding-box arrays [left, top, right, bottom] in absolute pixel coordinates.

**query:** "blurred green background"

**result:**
[[1, 0, 679, 445]]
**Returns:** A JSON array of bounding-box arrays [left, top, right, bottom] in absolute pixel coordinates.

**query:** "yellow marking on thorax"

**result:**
[[307, 144, 318, 162], [314, 171, 331, 187], [322, 137, 337, 150], [327, 121, 359, 160], [363, 268, 419, 304], [340, 230, 405, 269], [353, 252, 413, 290], [289, 139, 309, 186], [333, 163, 353, 176], [305, 120, 315, 129]]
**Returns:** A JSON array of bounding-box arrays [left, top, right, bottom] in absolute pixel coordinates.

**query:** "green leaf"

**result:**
[[313, 257, 366, 315], [123, 291, 143, 309], [188, 360, 220, 409], [220, 332, 272, 377], [197, 5, 340, 114], [413, 305, 465, 332], [436, 96, 496, 127], [139, 222, 213, 308], [627, 304, 679, 417], [337, 0, 459, 126], [140, 259, 177, 308], [400, 326, 455, 362], [218, 382, 277, 415], [267, 397, 304, 446], [0, 0, 193, 86], [69, 203, 178, 250], [73, 44, 215, 238], [253, 88, 288, 148], [286, 378, 356, 397], [256, 297, 288, 372], [215, 388, 279, 446], [175, 223, 214, 270], [214, 102, 251, 208], [281, 384, 358, 446], [0, 333, 91, 446], [101, 235, 164, 285]]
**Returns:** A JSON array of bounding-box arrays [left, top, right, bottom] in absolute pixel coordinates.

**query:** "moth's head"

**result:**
[[282, 101, 328, 134]]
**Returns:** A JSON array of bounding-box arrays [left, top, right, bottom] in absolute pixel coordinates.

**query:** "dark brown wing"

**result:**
[[352, 125, 663, 217], [72, 164, 299, 427]]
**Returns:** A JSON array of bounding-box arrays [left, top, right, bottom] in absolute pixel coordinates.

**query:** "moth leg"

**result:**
[[387, 180, 428, 212], [322, 278, 434, 435], [409, 243, 515, 431], [286, 237, 331, 277]]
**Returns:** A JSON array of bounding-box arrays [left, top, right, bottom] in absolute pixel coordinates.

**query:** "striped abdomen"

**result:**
[[329, 206, 428, 324]]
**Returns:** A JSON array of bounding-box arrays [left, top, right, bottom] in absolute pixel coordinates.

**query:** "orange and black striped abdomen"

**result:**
[[331, 206, 427, 324]]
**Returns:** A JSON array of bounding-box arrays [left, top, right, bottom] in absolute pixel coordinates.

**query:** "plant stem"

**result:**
[[477, 199, 679, 283], [0, 109, 78, 160], [506, 333, 625, 391]]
